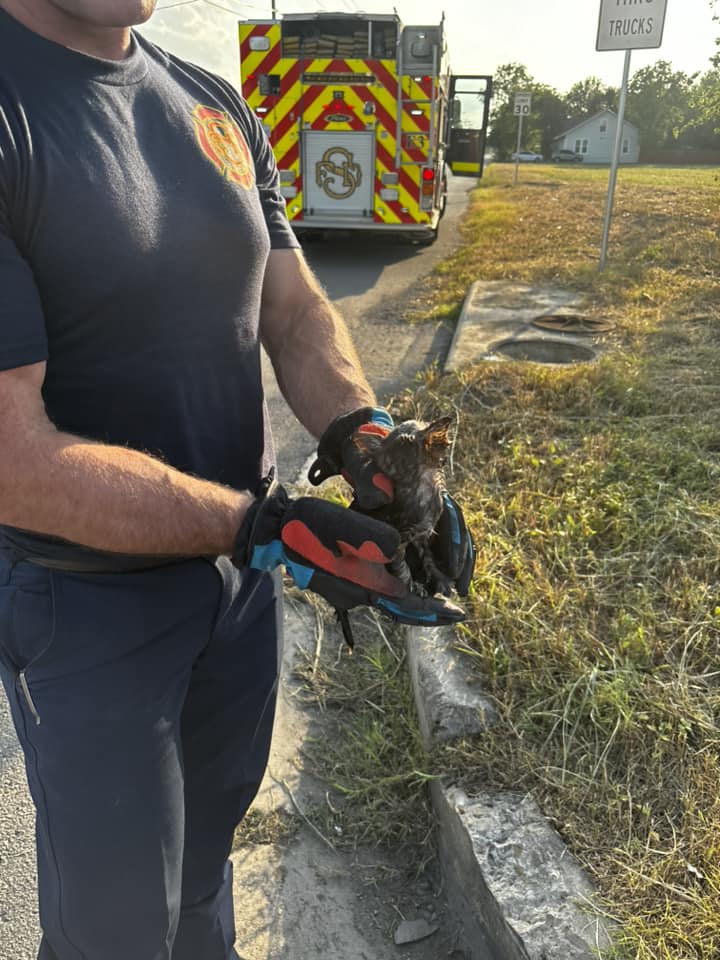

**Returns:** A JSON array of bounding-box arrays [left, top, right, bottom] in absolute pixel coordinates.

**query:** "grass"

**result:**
[[295, 163, 720, 956], [389, 163, 720, 959], [292, 607, 438, 862]]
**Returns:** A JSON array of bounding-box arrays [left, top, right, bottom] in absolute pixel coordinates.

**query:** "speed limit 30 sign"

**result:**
[[514, 92, 531, 116]]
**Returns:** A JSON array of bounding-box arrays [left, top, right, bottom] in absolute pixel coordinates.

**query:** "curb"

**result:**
[[406, 278, 615, 958], [405, 625, 614, 959], [444, 279, 587, 374]]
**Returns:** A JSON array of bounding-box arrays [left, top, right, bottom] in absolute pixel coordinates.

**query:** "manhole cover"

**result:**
[[490, 339, 596, 364], [531, 314, 612, 334]]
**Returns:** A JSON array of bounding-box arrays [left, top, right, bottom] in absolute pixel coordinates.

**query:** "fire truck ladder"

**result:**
[[395, 38, 438, 170]]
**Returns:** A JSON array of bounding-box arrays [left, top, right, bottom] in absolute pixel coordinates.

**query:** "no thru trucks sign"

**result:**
[[596, 0, 668, 51]]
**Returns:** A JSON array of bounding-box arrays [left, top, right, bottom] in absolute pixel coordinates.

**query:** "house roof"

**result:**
[[552, 109, 639, 143]]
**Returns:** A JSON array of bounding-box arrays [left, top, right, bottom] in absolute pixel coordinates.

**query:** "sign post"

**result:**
[[596, 0, 668, 269], [513, 92, 532, 186]]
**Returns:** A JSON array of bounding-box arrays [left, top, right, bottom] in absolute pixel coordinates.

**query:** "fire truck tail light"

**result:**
[[249, 37, 270, 51], [421, 168, 435, 207], [381, 172, 399, 186], [279, 170, 296, 184], [281, 186, 298, 199], [380, 188, 399, 202]]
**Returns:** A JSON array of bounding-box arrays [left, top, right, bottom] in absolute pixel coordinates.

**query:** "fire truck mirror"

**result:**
[[258, 74, 281, 96], [452, 99, 462, 124]]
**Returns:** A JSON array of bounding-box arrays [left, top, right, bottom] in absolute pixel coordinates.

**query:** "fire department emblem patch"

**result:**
[[191, 105, 255, 189]]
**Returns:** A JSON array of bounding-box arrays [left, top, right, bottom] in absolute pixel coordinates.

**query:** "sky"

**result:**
[[142, 0, 719, 95]]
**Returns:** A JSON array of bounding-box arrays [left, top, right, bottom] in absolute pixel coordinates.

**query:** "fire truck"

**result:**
[[238, 11, 492, 243]]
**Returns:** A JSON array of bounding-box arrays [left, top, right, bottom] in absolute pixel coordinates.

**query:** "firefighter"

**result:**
[[0, 1, 473, 958]]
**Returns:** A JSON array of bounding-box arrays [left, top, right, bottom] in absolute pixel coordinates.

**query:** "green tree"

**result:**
[[682, 67, 720, 147], [487, 63, 566, 160], [625, 61, 697, 152], [563, 77, 618, 126], [487, 62, 536, 160], [533, 86, 567, 159]]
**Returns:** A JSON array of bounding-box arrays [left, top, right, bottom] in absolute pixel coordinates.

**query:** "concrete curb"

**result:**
[[403, 280, 617, 958], [405, 625, 614, 959], [445, 279, 588, 373]]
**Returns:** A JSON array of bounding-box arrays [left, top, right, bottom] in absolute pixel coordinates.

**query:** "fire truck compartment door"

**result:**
[[447, 75, 493, 178], [303, 131, 375, 218]]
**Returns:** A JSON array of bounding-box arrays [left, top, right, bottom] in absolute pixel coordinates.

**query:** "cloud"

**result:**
[[140, 5, 242, 87]]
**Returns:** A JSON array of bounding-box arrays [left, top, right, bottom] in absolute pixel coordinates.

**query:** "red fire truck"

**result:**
[[238, 11, 492, 243]]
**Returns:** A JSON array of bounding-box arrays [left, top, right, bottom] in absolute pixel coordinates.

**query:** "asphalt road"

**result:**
[[0, 171, 474, 959], [266, 170, 474, 479]]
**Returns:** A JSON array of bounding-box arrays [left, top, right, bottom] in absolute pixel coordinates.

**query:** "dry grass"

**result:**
[[293, 609, 438, 861], [391, 163, 720, 959]]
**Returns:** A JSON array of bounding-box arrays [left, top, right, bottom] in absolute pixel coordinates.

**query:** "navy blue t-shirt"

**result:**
[[0, 10, 299, 561]]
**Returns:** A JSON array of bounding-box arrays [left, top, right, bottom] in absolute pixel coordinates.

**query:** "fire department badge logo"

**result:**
[[192, 105, 255, 189], [316, 147, 362, 200]]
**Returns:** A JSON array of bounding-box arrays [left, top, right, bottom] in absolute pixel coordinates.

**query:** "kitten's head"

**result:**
[[357, 416, 453, 479]]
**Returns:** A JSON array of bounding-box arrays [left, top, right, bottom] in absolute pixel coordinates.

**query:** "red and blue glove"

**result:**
[[233, 472, 465, 628], [307, 406, 394, 510]]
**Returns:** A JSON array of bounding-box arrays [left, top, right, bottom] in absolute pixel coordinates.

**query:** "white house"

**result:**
[[552, 109, 640, 164]]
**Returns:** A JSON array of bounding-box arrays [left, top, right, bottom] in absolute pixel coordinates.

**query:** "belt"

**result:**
[[24, 554, 197, 574]]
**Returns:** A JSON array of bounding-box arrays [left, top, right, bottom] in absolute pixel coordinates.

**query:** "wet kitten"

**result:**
[[353, 416, 454, 597]]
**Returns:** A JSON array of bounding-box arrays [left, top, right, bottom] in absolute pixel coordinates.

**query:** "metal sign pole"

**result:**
[[513, 113, 523, 187], [599, 49, 632, 271]]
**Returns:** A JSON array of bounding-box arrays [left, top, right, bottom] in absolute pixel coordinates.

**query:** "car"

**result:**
[[552, 149, 583, 163], [511, 150, 544, 163]]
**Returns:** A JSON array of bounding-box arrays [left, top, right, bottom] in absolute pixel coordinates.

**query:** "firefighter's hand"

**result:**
[[429, 492, 476, 595], [233, 472, 465, 627], [307, 406, 394, 510]]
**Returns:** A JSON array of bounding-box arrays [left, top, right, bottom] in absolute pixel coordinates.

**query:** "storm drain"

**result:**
[[489, 339, 596, 364], [531, 314, 612, 334]]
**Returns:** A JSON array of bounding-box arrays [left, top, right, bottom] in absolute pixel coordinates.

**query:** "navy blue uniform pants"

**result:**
[[0, 553, 282, 960]]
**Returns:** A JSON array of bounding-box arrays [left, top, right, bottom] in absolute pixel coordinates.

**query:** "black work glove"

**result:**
[[307, 406, 394, 511], [431, 492, 476, 595], [406, 492, 476, 597], [233, 472, 465, 628]]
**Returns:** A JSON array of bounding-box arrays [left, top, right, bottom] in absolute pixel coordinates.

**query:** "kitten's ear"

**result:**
[[422, 416, 453, 451]]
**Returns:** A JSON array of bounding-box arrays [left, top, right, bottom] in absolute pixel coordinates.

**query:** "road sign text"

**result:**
[[596, 0, 667, 51]]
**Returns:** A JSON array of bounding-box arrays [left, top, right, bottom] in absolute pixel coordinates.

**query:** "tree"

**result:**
[[487, 63, 534, 159], [682, 67, 720, 147], [533, 86, 568, 159], [625, 61, 698, 152], [486, 63, 566, 160], [563, 77, 618, 127]]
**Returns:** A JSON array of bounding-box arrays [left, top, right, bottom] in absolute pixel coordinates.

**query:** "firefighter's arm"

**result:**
[[259, 247, 376, 438], [0, 361, 251, 555]]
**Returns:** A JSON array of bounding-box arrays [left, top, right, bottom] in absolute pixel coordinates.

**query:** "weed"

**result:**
[[298, 165, 720, 955], [408, 164, 720, 958], [294, 611, 438, 865]]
